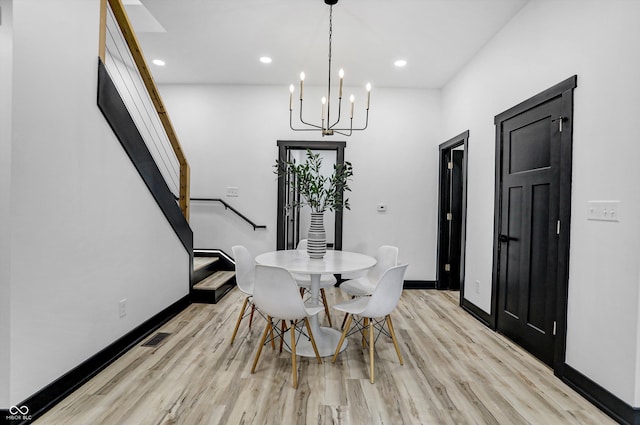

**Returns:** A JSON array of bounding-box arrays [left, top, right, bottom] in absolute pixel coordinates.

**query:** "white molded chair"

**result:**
[[339, 245, 399, 297], [291, 239, 336, 327], [332, 263, 408, 384], [230, 245, 257, 345], [251, 264, 323, 388], [339, 245, 399, 329]]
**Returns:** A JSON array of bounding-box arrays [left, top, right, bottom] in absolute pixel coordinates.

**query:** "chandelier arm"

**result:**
[[290, 109, 323, 131], [332, 129, 353, 137], [328, 97, 343, 130], [330, 116, 352, 136], [297, 100, 323, 129], [330, 109, 369, 132]]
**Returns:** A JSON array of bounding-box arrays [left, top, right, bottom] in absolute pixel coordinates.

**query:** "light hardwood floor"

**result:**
[[35, 289, 615, 425]]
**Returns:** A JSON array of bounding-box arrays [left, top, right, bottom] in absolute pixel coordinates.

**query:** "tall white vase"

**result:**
[[307, 212, 327, 259]]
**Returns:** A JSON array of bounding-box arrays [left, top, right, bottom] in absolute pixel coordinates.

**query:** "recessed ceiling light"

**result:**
[[394, 59, 407, 68], [152, 59, 165, 66], [259, 56, 273, 64]]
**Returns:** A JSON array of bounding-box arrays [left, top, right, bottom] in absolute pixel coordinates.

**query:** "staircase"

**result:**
[[191, 250, 236, 303]]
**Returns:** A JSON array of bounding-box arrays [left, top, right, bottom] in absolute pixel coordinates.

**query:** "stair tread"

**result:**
[[193, 257, 219, 272], [193, 271, 235, 291]]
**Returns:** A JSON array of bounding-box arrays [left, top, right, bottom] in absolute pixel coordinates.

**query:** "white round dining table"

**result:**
[[255, 249, 376, 357]]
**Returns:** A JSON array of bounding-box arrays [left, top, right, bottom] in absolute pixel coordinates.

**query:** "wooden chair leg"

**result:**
[[230, 296, 249, 345], [386, 315, 404, 365], [251, 319, 272, 374], [340, 297, 355, 329], [362, 318, 369, 348], [304, 317, 322, 364], [291, 320, 297, 388], [320, 289, 332, 327], [279, 320, 286, 353], [341, 313, 348, 330], [332, 314, 352, 363], [249, 304, 256, 329], [369, 317, 375, 384], [269, 320, 276, 350]]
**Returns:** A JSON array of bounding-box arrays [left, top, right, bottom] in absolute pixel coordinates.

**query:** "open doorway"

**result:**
[[436, 131, 469, 293], [276, 140, 346, 251]]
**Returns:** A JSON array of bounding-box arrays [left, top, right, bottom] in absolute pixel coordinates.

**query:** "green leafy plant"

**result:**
[[274, 149, 354, 213]]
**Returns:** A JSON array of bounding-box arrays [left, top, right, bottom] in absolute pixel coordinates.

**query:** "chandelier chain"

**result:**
[[327, 5, 333, 128]]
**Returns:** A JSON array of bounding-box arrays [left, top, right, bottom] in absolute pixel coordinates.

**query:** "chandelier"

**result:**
[[289, 0, 371, 137]]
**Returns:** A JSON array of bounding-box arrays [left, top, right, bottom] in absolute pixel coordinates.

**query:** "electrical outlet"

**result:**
[[226, 187, 239, 197], [377, 204, 387, 212], [475, 280, 480, 295], [119, 299, 127, 318]]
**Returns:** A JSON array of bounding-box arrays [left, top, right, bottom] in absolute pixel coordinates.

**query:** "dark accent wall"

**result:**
[[96, 59, 193, 254]]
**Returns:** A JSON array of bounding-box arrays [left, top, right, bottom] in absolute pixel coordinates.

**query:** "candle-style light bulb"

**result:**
[[299, 72, 305, 100], [338, 68, 344, 98], [366, 82, 371, 109], [289, 84, 294, 110], [349, 94, 355, 118]]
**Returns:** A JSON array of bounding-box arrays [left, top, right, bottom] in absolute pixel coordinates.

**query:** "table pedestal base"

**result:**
[[284, 326, 347, 357]]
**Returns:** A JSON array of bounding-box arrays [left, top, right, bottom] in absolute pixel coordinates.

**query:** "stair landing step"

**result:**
[[193, 257, 219, 272], [193, 271, 235, 291]]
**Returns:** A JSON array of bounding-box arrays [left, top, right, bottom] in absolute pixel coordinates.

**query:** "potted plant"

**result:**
[[275, 149, 354, 258]]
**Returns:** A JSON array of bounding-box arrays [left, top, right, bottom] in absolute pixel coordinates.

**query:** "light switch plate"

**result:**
[[226, 187, 239, 197], [587, 201, 620, 222]]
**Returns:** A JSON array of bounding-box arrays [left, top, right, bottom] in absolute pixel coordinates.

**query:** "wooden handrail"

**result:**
[[98, 0, 191, 221]]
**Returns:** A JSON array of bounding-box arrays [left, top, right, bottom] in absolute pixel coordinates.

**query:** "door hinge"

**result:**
[[448, 161, 453, 170], [552, 321, 557, 336], [444, 264, 451, 272], [447, 212, 453, 221], [556, 220, 561, 235], [552, 116, 565, 133]]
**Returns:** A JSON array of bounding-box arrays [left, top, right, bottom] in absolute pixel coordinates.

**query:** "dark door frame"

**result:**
[[436, 130, 469, 296], [276, 140, 346, 251], [490, 75, 577, 374]]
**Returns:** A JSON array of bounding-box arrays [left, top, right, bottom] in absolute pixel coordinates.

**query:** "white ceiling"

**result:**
[[129, 0, 530, 89]]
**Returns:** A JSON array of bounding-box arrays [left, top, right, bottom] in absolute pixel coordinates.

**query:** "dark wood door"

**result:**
[[496, 97, 562, 367], [445, 150, 464, 290], [449, 150, 464, 290], [437, 131, 468, 293]]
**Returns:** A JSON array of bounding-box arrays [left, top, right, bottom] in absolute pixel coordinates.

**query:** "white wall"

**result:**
[[441, 0, 640, 407], [6, 0, 189, 405], [0, 0, 13, 408], [160, 84, 441, 280]]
